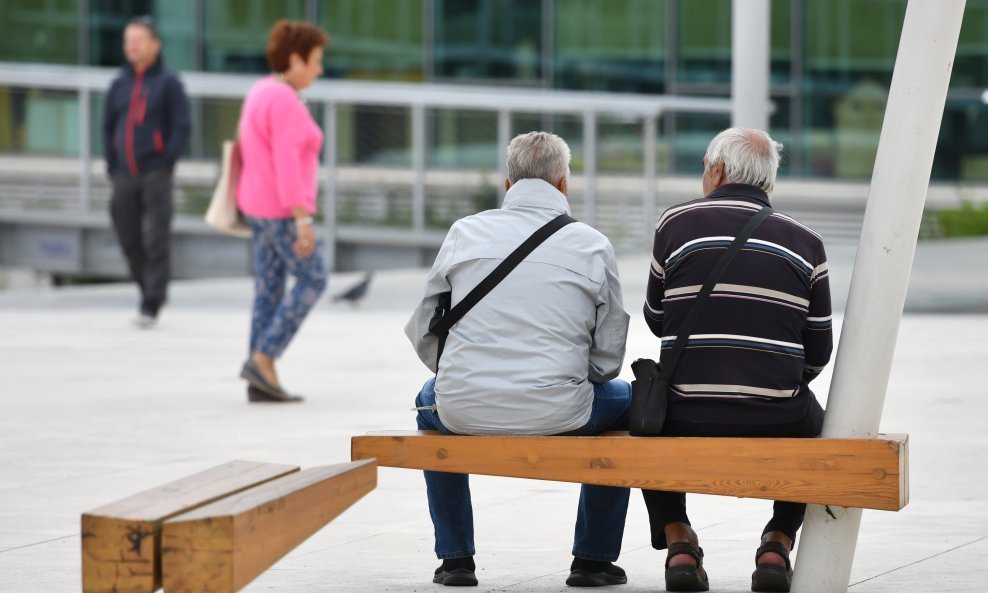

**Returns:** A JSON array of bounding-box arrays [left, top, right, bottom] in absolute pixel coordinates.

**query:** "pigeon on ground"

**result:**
[[332, 271, 374, 307]]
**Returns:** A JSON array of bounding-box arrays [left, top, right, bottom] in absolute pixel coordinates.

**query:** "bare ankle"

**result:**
[[665, 522, 699, 567], [250, 352, 280, 385]]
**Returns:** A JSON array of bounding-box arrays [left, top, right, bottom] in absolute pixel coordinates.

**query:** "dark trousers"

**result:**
[[110, 169, 174, 316], [642, 397, 825, 549]]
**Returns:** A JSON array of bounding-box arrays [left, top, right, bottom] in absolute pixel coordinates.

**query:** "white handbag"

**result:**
[[205, 140, 250, 238]]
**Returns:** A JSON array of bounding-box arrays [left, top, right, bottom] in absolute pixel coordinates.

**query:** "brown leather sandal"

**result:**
[[665, 542, 709, 592], [751, 540, 793, 592]]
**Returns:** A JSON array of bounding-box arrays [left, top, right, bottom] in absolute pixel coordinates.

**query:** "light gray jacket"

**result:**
[[405, 178, 629, 435]]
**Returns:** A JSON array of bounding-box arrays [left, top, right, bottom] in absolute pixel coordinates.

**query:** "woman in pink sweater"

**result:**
[[237, 20, 329, 403]]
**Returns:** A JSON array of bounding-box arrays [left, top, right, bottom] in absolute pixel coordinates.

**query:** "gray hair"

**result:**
[[506, 131, 571, 184], [704, 128, 783, 195]]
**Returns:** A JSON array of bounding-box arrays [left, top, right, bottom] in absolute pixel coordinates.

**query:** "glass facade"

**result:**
[[2, 0, 988, 182]]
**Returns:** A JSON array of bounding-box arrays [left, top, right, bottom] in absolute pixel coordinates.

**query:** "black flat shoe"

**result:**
[[240, 359, 295, 399], [566, 558, 628, 587], [247, 385, 304, 403]]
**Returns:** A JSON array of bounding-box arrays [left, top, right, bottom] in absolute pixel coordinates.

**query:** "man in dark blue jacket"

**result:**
[[103, 16, 190, 327]]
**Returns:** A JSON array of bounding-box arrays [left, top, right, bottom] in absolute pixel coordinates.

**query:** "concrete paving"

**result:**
[[1, 246, 986, 592]]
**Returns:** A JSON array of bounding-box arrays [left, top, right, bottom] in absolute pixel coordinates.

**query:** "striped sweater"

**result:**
[[644, 183, 833, 425]]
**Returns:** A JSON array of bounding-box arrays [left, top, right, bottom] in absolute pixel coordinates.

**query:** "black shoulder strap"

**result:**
[[659, 206, 774, 380], [431, 213, 576, 339]]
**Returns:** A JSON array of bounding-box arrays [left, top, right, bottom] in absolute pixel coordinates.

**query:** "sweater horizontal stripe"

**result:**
[[644, 183, 833, 425]]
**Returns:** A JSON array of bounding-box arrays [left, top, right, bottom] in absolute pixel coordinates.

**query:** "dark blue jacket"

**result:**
[[103, 57, 190, 176]]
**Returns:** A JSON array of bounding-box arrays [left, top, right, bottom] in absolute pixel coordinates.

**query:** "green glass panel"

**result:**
[[672, 110, 731, 174], [677, 0, 731, 85], [89, 1, 197, 70], [771, 0, 792, 84], [429, 109, 497, 170], [801, 0, 904, 179], [318, 0, 424, 81], [0, 0, 79, 64], [554, 0, 666, 93], [0, 88, 79, 157], [433, 0, 542, 81], [953, 0, 988, 88], [203, 0, 307, 73]]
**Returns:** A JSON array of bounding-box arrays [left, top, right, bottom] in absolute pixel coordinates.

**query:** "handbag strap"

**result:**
[[658, 205, 774, 381], [430, 213, 576, 338]]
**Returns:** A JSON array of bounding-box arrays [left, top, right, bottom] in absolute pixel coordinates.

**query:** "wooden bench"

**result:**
[[351, 431, 908, 511], [81, 460, 299, 593], [161, 459, 376, 593]]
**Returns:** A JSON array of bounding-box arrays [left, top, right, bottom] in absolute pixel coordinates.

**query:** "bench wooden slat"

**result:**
[[81, 460, 299, 593], [160, 459, 377, 593], [351, 431, 907, 511]]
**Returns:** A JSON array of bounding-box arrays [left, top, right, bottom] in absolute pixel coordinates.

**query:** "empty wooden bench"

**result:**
[[351, 431, 908, 511], [161, 459, 376, 593], [81, 460, 299, 593], [82, 459, 377, 593]]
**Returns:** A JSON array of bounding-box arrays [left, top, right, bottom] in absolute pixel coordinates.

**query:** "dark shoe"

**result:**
[[566, 558, 627, 587], [247, 385, 304, 403], [240, 359, 294, 399], [433, 557, 478, 587], [665, 542, 709, 592], [751, 541, 792, 592]]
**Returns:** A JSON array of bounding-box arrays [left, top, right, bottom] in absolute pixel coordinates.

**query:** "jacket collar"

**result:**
[[501, 178, 572, 215], [127, 56, 163, 77], [704, 183, 771, 207]]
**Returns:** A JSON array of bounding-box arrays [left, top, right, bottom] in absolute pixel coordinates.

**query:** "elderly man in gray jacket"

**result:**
[[405, 131, 631, 588]]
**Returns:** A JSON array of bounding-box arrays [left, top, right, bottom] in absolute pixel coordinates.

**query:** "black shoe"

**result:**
[[433, 557, 478, 587], [240, 359, 296, 400], [566, 558, 628, 587], [247, 385, 304, 403]]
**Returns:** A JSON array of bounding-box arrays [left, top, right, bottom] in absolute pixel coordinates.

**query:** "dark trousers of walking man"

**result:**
[[104, 18, 190, 325], [110, 168, 174, 319]]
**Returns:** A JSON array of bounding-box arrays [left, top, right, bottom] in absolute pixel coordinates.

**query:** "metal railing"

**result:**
[[0, 61, 733, 267]]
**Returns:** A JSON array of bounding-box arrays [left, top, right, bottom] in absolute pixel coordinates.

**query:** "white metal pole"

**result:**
[[79, 87, 92, 211], [791, 2, 965, 592], [731, 0, 770, 130], [321, 102, 338, 273], [497, 109, 510, 205], [643, 115, 658, 243], [411, 104, 427, 233], [582, 111, 597, 228]]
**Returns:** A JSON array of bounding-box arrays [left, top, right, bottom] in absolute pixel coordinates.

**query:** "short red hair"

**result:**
[[266, 20, 329, 73]]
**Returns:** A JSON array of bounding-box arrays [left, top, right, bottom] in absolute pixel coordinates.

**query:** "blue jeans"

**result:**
[[415, 377, 631, 561], [247, 217, 327, 358]]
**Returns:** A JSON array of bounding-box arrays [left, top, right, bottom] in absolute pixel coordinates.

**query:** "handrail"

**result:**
[[0, 61, 732, 116], [0, 61, 735, 269]]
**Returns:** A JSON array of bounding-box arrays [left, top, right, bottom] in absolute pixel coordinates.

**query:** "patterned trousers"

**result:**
[[247, 217, 327, 358]]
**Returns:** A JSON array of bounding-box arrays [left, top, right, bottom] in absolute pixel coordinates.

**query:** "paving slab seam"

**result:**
[[0, 534, 78, 555], [848, 533, 988, 588]]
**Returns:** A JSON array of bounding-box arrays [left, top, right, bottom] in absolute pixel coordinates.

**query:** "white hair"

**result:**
[[704, 127, 783, 195], [506, 131, 571, 184]]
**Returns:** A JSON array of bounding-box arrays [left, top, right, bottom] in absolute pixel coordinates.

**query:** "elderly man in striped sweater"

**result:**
[[642, 128, 833, 593]]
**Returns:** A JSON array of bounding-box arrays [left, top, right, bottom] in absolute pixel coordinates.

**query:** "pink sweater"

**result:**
[[236, 76, 324, 218]]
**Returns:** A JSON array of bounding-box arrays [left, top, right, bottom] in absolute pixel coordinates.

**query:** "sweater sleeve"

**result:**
[[164, 75, 190, 167], [643, 228, 666, 338], [270, 88, 316, 211], [802, 243, 834, 383]]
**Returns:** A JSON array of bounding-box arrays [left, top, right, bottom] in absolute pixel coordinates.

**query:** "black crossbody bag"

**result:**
[[428, 213, 576, 368], [629, 206, 774, 436]]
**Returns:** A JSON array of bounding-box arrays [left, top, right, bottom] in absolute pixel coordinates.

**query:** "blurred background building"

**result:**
[[2, 0, 988, 278]]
